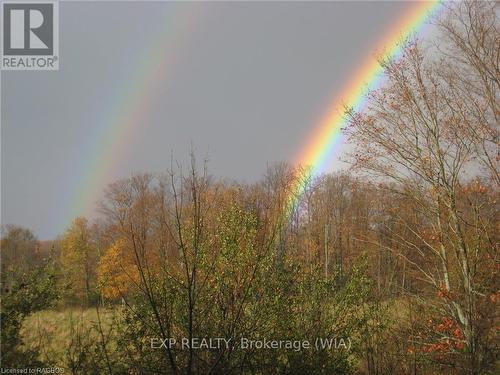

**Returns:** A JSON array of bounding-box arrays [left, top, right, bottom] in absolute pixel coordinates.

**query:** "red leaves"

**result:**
[[436, 316, 455, 332], [424, 316, 465, 353], [489, 291, 500, 304], [425, 341, 449, 353], [437, 286, 456, 301], [453, 328, 464, 340], [408, 315, 466, 356]]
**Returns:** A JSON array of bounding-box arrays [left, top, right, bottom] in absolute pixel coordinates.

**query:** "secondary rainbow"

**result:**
[[57, 3, 202, 234], [286, 0, 445, 215]]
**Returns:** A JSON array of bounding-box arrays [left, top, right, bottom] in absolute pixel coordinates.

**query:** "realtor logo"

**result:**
[[1, 1, 59, 70]]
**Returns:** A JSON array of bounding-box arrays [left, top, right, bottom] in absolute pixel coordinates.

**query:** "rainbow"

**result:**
[[58, 3, 202, 233], [286, 0, 445, 215]]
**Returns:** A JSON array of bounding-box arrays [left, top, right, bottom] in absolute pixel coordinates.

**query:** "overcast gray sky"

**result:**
[[2, 1, 415, 239]]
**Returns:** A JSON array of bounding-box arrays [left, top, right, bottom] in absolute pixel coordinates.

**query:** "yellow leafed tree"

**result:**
[[97, 239, 140, 300], [60, 217, 97, 305]]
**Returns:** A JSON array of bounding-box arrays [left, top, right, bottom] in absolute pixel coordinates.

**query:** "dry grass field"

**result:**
[[20, 308, 117, 368]]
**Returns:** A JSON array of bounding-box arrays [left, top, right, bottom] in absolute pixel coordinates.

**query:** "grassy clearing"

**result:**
[[20, 307, 118, 368], [18, 300, 412, 371]]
